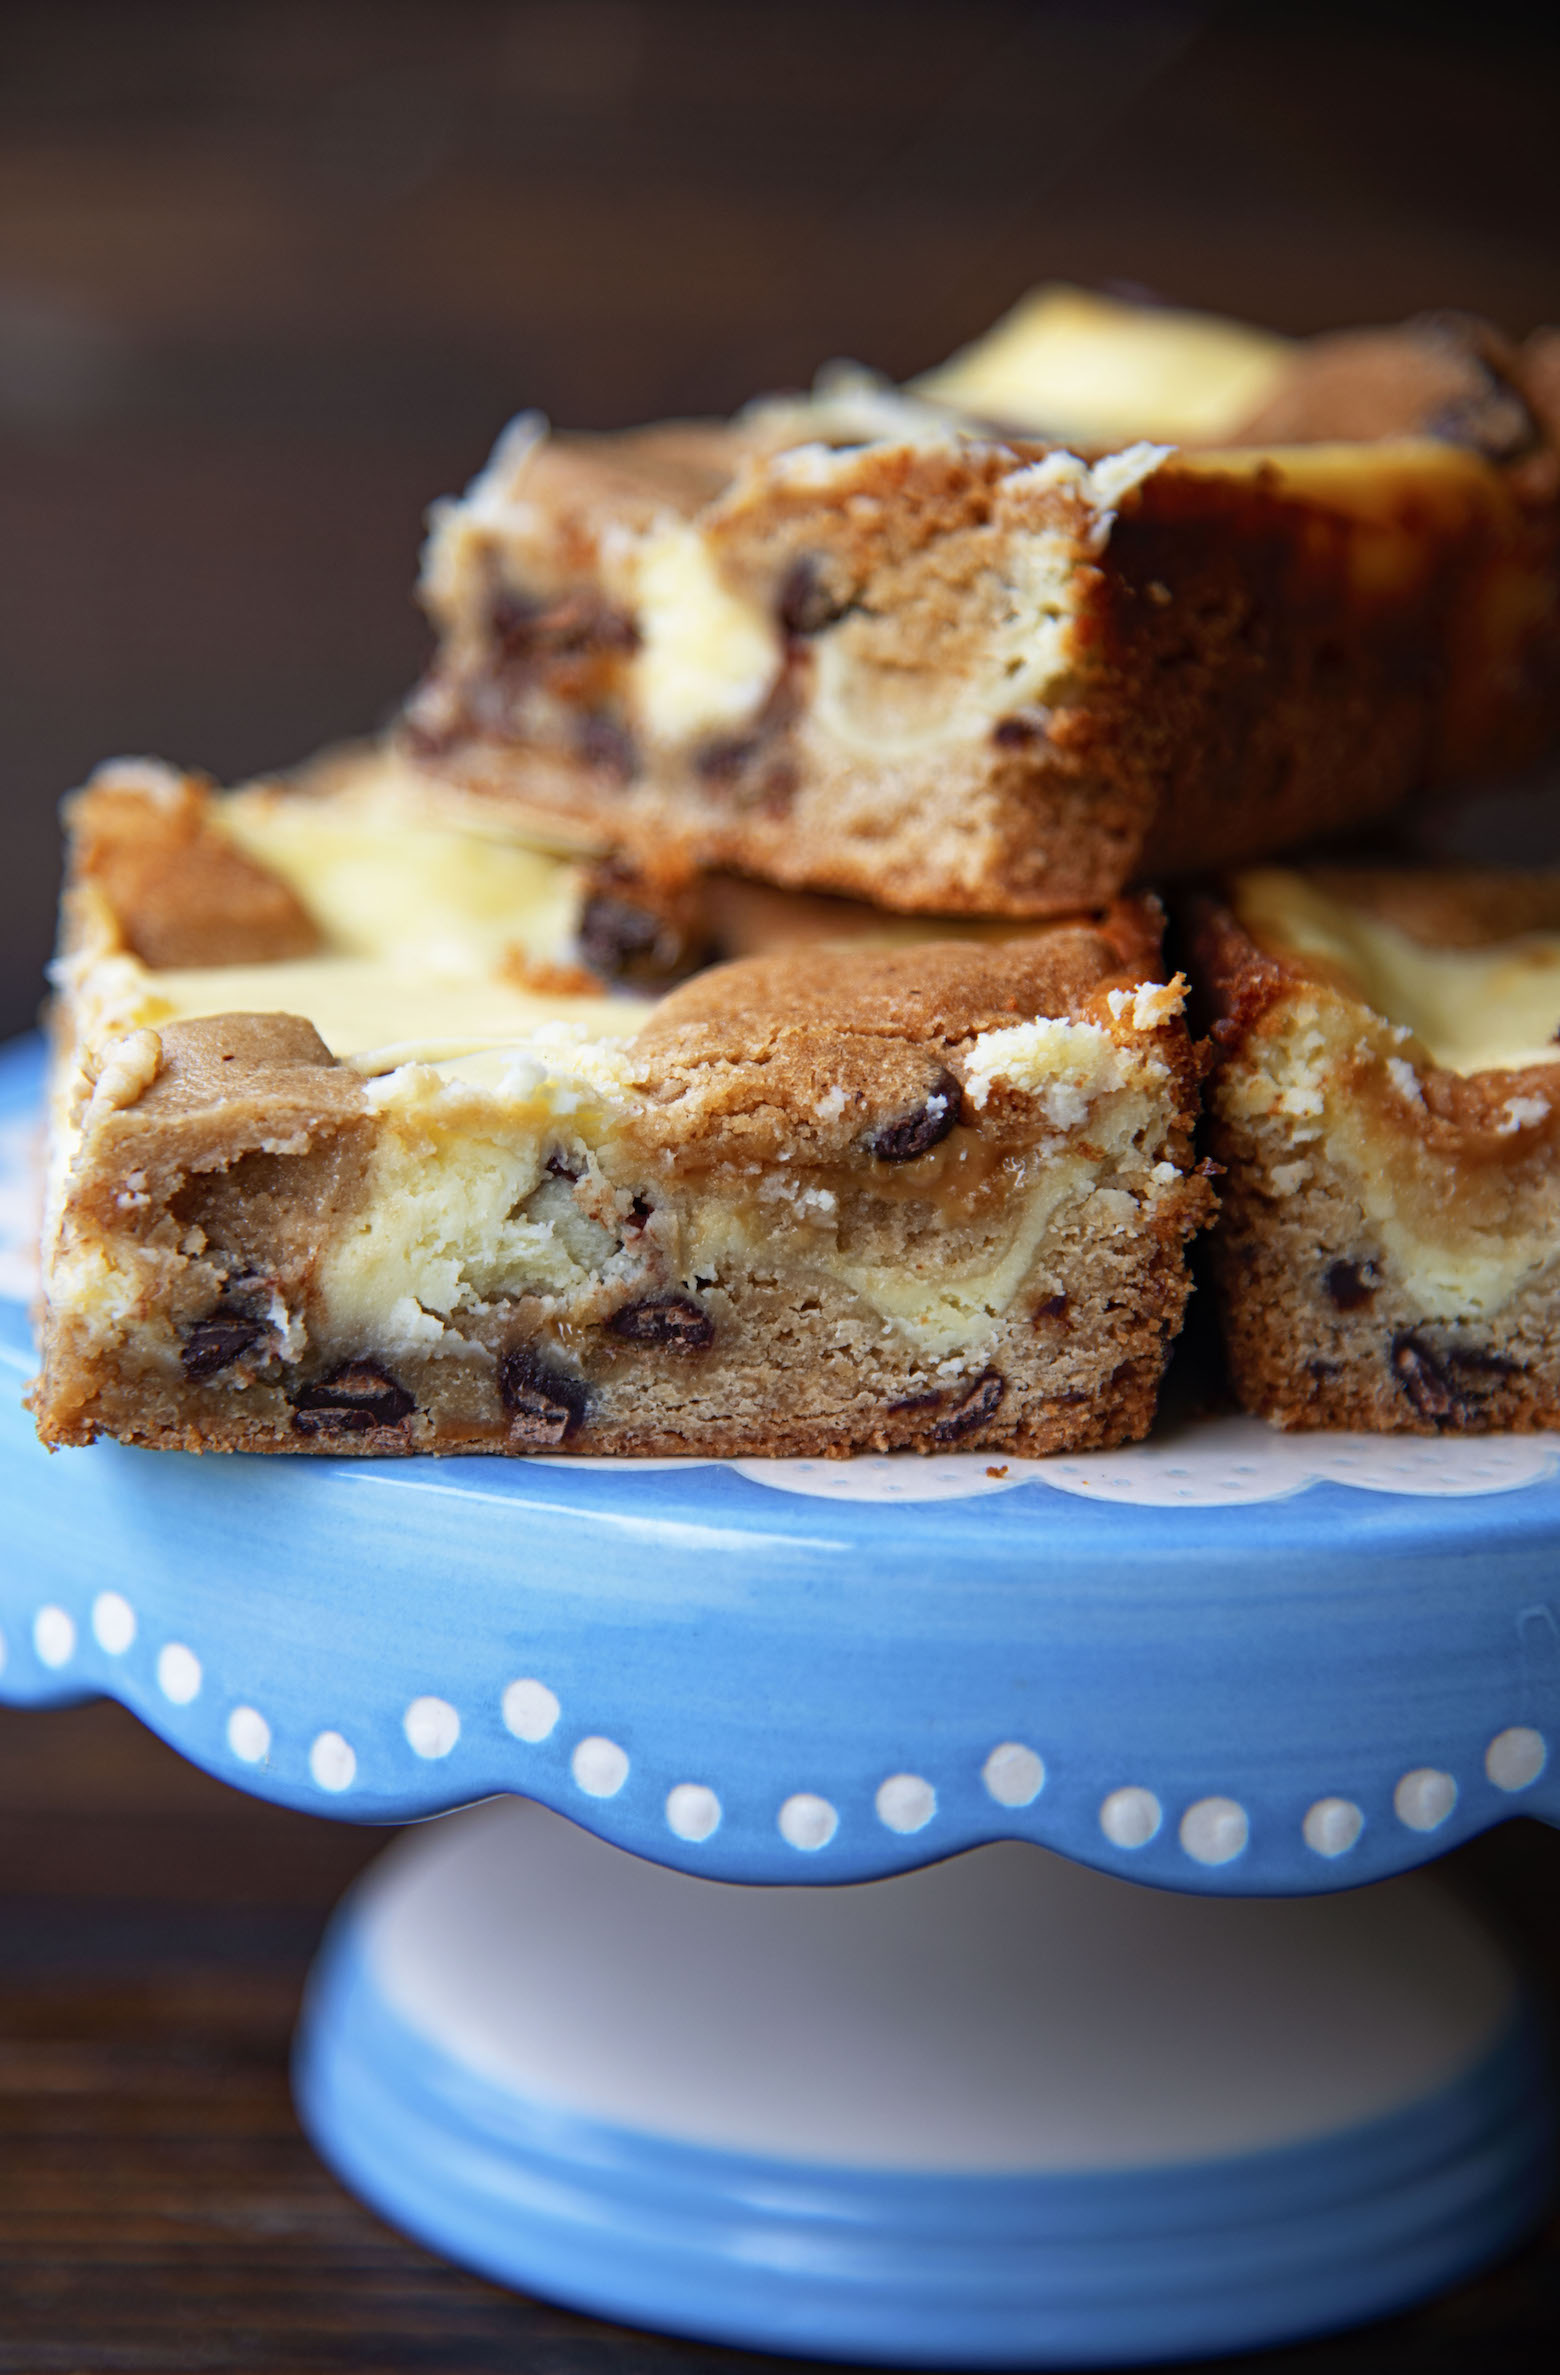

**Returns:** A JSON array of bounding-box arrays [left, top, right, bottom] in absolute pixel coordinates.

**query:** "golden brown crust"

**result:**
[[637, 899, 1159, 1052], [64, 765, 322, 969], [611, 905, 1186, 1171]]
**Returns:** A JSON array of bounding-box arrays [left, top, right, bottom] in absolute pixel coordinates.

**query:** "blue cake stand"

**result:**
[[0, 1030, 1554, 2363]]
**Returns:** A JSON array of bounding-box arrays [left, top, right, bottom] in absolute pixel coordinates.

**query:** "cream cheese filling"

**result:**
[[139, 958, 635, 1069], [64, 760, 639, 1068], [1229, 1006, 1559, 1322], [219, 757, 586, 969], [627, 521, 783, 746], [306, 1017, 1173, 1363], [1238, 871, 1560, 1075], [914, 283, 1292, 444]]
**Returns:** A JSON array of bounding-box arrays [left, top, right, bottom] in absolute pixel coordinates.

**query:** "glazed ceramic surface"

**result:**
[[4, 1031, 1558, 1889], [295, 1799, 1553, 2365]]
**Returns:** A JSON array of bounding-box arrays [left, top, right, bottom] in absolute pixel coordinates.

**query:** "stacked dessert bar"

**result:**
[[31, 291, 1560, 1455]]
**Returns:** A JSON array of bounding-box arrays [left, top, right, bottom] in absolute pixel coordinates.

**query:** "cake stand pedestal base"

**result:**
[[295, 1799, 1552, 2366]]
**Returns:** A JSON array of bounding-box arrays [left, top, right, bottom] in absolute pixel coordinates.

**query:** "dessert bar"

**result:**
[[33, 758, 1212, 1458], [401, 301, 1560, 918], [1196, 865, 1560, 1432]]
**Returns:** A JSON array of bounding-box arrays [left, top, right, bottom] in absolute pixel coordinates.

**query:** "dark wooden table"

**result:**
[[0, 1696, 1557, 2373]]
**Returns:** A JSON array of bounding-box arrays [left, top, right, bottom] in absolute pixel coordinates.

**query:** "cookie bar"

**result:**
[[1196, 866, 1560, 1432], [33, 758, 1211, 1458], [401, 342, 1560, 917]]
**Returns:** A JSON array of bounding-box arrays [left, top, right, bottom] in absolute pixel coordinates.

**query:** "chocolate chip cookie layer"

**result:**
[[34, 766, 1210, 1457], [1196, 867, 1560, 1433], [401, 308, 1560, 917]]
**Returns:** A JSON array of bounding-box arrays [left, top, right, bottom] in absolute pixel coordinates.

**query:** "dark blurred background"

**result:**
[[1, 1, 1559, 1038]]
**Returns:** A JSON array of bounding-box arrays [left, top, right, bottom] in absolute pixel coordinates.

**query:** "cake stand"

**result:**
[[1, 1029, 1554, 2364]]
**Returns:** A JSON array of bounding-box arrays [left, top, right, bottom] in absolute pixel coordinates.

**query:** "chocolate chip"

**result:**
[[1391, 1331, 1522, 1422], [574, 856, 704, 985], [498, 1345, 591, 1445], [1035, 1292, 1070, 1323], [1446, 1346, 1519, 1379], [578, 601, 640, 656], [291, 1360, 415, 1434], [869, 1069, 963, 1162], [691, 661, 802, 798], [575, 713, 638, 781], [992, 709, 1051, 749], [607, 1294, 714, 1350], [758, 759, 798, 810], [888, 1390, 943, 1417], [777, 556, 845, 638], [576, 892, 671, 980], [181, 1312, 265, 1381], [692, 733, 760, 786], [489, 589, 542, 657], [934, 1370, 1005, 1442], [1325, 1259, 1380, 1312], [491, 590, 638, 661], [1391, 1333, 1455, 1420]]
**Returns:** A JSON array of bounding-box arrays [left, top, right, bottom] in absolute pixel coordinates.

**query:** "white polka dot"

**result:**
[[156, 1643, 202, 1706], [404, 1696, 460, 1759], [1486, 1726, 1547, 1794], [982, 1742, 1045, 1808], [1395, 1767, 1457, 1832], [779, 1793, 839, 1851], [502, 1677, 561, 1743], [1303, 1797, 1364, 1857], [572, 1736, 629, 1798], [875, 1773, 936, 1834], [310, 1731, 357, 1793], [91, 1592, 136, 1655], [33, 1606, 76, 1669], [1100, 1786, 1162, 1849], [1179, 1796, 1249, 1866], [227, 1706, 271, 1764], [666, 1783, 721, 1843]]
